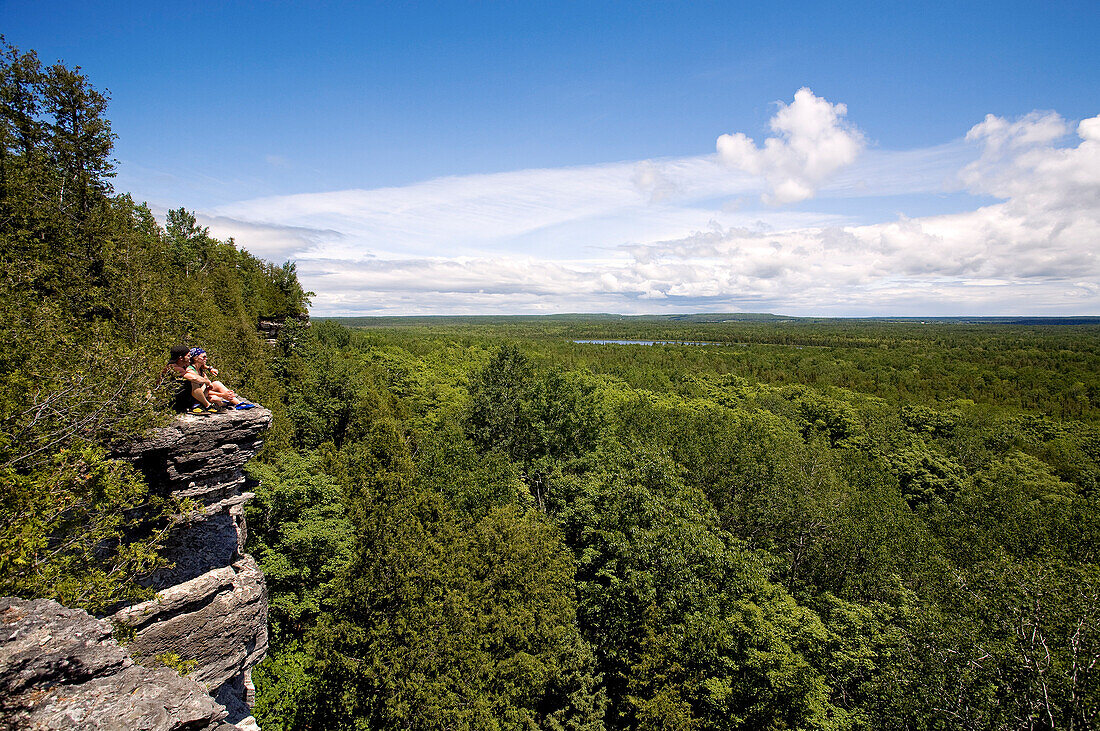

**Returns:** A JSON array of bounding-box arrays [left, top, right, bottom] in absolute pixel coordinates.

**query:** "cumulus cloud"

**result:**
[[962, 111, 1098, 209], [965, 111, 1068, 154], [593, 113, 1100, 313], [717, 88, 866, 205], [951, 112, 1100, 280]]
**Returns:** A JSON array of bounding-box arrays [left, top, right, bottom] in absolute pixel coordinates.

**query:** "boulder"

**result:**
[[0, 597, 233, 730]]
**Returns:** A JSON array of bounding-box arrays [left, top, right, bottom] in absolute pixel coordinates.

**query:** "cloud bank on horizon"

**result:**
[[198, 89, 1099, 316]]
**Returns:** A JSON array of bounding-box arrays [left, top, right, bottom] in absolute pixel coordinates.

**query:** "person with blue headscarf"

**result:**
[[185, 347, 256, 412]]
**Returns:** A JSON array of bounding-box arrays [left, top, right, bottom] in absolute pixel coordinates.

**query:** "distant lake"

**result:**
[[573, 339, 720, 346]]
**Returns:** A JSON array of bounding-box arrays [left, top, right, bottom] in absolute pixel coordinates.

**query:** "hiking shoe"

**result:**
[[188, 404, 209, 416], [205, 404, 225, 414], [235, 402, 256, 410]]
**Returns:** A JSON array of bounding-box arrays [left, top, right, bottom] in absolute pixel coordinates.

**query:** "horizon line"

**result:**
[[311, 312, 1100, 321]]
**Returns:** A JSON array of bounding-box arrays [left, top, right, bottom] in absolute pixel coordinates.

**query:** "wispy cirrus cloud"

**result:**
[[213, 156, 758, 261], [190, 92, 1098, 316]]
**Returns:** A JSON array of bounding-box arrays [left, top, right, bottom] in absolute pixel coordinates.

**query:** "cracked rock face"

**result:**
[[0, 597, 236, 731], [1, 408, 274, 730], [110, 556, 267, 690]]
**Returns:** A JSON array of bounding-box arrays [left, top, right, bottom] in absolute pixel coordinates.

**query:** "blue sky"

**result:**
[[4, 1, 1099, 315]]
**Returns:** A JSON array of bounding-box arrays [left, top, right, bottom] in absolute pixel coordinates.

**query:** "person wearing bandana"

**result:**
[[185, 347, 257, 411]]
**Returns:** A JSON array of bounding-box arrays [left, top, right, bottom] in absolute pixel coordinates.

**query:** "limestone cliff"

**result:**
[[0, 407, 274, 730], [114, 407, 273, 728]]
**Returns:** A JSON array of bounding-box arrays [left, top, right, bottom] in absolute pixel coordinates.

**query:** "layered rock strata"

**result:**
[[109, 406, 274, 729], [257, 314, 309, 346], [0, 408, 272, 728]]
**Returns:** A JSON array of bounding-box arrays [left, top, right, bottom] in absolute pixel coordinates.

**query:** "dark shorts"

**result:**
[[172, 382, 194, 412]]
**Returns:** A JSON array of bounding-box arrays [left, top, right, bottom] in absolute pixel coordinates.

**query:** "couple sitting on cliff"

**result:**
[[167, 345, 257, 414]]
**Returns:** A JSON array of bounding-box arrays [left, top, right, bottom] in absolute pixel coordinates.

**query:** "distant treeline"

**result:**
[[322, 313, 1100, 327], [325, 318, 1100, 423]]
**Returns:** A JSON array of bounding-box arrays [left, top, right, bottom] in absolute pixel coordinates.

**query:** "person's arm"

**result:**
[[183, 368, 212, 387]]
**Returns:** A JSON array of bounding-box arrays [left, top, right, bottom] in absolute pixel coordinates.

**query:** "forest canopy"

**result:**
[[247, 318, 1100, 730]]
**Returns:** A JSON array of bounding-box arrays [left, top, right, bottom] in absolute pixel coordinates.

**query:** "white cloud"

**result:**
[[194, 97, 1098, 316], [214, 155, 790, 263], [631, 160, 681, 203], [962, 111, 1099, 210], [212, 144, 958, 267], [199, 214, 344, 259], [600, 112, 1100, 313], [716, 88, 865, 204], [965, 111, 1068, 154]]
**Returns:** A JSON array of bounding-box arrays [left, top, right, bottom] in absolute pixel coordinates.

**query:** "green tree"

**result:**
[[41, 60, 114, 218], [246, 449, 354, 641], [265, 418, 604, 730], [466, 343, 542, 462], [559, 448, 845, 730], [0, 446, 173, 613]]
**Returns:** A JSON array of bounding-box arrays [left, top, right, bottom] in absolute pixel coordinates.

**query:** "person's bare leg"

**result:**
[[191, 382, 212, 407], [208, 381, 242, 405]]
